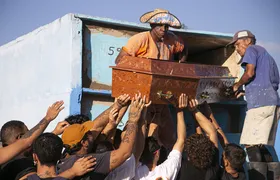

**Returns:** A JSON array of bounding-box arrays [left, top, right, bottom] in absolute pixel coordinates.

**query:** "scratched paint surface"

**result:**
[[84, 29, 131, 88]]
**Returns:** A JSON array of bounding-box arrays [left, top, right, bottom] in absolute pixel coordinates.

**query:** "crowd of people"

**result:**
[[0, 93, 248, 180], [1, 8, 280, 180]]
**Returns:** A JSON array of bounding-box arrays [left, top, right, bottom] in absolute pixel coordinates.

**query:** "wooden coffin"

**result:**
[[110, 56, 236, 104]]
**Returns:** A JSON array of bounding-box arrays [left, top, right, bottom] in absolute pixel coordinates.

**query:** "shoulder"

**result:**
[[129, 31, 150, 41], [246, 45, 265, 54]]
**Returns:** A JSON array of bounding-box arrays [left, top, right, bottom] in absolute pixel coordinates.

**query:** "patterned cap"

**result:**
[[140, 9, 182, 29], [227, 30, 255, 46]]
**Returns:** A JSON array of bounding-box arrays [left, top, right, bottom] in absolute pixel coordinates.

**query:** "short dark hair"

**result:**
[[224, 143, 246, 170], [186, 133, 216, 169], [33, 133, 63, 166], [65, 114, 90, 125], [1, 120, 26, 146], [140, 137, 161, 165], [250, 37, 256, 45]]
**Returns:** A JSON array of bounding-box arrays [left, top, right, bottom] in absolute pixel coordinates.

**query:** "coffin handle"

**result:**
[[200, 92, 210, 99], [157, 90, 173, 100]]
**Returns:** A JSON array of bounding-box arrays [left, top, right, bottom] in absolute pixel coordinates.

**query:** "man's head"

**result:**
[[62, 121, 95, 155], [140, 9, 181, 39], [1, 120, 28, 147], [222, 143, 246, 171], [186, 133, 216, 169], [140, 136, 161, 165], [228, 30, 256, 57], [65, 114, 90, 125], [32, 133, 63, 167]]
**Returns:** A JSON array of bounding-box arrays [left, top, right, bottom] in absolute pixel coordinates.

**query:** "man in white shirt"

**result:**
[[134, 94, 187, 180]]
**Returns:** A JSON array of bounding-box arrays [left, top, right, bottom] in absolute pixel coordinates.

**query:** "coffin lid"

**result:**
[[111, 56, 236, 80]]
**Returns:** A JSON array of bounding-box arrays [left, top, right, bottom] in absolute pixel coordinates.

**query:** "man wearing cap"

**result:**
[[115, 9, 187, 64], [229, 30, 280, 178], [57, 95, 147, 180], [115, 9, 187, 151]]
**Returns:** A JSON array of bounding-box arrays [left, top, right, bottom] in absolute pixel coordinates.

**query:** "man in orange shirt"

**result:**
[[115, 9, 188, 150], [115, 9, 187, 64]]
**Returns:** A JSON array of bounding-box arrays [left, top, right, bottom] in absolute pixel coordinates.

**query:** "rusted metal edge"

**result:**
[[110, 66, 237, 79]]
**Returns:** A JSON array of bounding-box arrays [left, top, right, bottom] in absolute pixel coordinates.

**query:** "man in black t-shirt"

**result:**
[[176, 99, 220, 180]]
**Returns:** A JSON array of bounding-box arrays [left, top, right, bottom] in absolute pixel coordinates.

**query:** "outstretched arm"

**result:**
[[133, 96, 151, 164], [90, 94, 130, 140], [109, 94, 145, 171], [0, 101, 64, 165], [188, 99, 218, 148], [172, 94, 187, 152], [199, 102, 229, 148]]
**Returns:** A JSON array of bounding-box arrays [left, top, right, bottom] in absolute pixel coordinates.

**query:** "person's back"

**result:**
[[242, 45, 279, 109], [57, 152, 110, 180]]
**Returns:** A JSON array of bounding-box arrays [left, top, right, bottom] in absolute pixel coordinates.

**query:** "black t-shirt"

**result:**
[[219, 168, 246, 180], [57, 152, 111, 180], [177, 148, 220, 180], [0, 156, 36, 180]]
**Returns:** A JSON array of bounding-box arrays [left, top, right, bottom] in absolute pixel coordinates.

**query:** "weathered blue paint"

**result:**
[[70, 86, 82, 115], [85, 33, 128, 86], [82, 88, 111, 96], [69, 15, 83, 115]]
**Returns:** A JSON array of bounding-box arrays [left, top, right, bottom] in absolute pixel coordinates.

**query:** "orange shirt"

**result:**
[[123, 31, 184, 60]]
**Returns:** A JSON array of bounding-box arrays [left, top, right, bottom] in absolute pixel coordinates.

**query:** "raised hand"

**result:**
[[141, 95, 152, 118], [52, 121, 69, 135], [109, 108, 119, 125], [71, 156, 96, 177], [114, 94, 130, 109], [45, 101, 64, 121], [128, 93, 145, 123], [198, 101, 213, 119], [188, 99, 199, 112], [177, 93, 188, 111]]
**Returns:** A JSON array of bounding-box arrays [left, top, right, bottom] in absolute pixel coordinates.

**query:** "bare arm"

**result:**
[[59, 156, 96, 179], [199, 102, 229, 148], [134, 97, 151, 164], [188, 99, 218, 148], [0, 101, 64, 165], [115, 49, 130, 64], [233, 64, 255, 92], [97, 108, 119, 143], [172, 94, 187, 152], [109, 94, 145, 171], [90, 94, 130, 140]]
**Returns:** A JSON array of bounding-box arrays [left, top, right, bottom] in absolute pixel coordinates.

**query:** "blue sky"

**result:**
[[0, 0, 279, 65]]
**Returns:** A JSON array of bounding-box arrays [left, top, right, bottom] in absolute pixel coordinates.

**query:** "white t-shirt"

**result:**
[[105, 154, 135, 180], [134, 149, 182, 180]]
